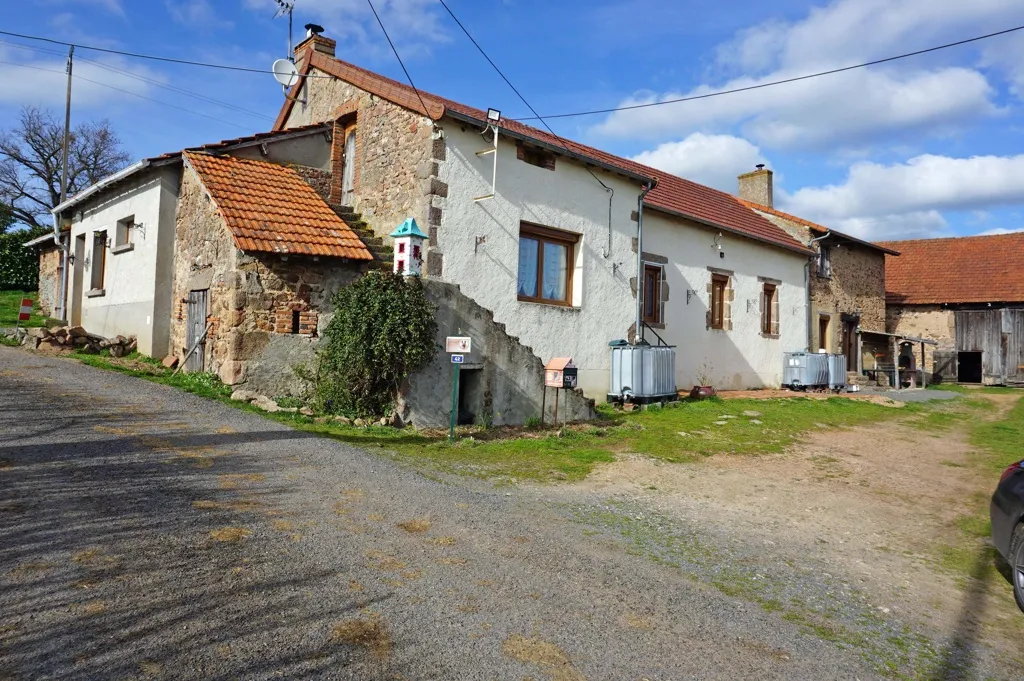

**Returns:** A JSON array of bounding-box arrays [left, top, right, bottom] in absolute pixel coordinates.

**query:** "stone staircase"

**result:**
[[329, 203, 393, 268]]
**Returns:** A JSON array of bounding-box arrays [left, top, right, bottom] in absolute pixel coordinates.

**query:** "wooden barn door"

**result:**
[[184, 290, 208, 373], [955, 310, 1004, 384], [1005, 309, 1024, 385]]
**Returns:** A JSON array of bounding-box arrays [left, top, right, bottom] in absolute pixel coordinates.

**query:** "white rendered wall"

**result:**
[[642, 211, 809, 390], [68, 167, 178, 356], [438, 124, 644, 398]]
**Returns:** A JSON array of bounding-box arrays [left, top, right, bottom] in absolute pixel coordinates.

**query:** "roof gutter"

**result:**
[[635, 182, 655, 345], [51, 159, 150, 216], [443, 109, 656, 187], [645, 204, 815, 257]]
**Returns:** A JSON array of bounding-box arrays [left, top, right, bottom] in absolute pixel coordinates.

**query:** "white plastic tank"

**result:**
[[608, 343, 677, 403]]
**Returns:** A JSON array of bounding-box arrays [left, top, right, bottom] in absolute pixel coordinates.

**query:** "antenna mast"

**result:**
[[273, 0, 296, 61]]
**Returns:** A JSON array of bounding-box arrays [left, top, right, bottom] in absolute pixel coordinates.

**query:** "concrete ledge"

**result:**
[[85, 289, 106, 298], [111, 243, 135, 255]]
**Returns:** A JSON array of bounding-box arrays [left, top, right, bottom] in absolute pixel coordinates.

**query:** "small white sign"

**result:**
[[451, 354, 465, 364], [446, 336, 472, 353]]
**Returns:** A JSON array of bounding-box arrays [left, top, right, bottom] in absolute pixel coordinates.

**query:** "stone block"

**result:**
[[230, 389, 257, 402], [67, 326, 87, 338], [219, 360, 246, 385], [162, 355, 179, 369]]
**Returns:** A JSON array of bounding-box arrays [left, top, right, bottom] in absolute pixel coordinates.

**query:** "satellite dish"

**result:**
[[272, 59, 300, 88]]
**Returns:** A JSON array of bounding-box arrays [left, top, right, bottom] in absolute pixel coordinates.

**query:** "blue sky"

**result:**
[[3, 0, 1024, 240]]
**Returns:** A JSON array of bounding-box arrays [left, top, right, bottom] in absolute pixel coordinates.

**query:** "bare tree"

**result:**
[[0, 107, 130, 232]]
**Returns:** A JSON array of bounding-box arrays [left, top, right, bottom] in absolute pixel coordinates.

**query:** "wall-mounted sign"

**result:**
[[446, 336, 472, 354], [451, 354, 464, 364]]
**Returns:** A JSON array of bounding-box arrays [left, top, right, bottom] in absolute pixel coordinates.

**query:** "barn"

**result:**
[[879, 233, 1024, 386]]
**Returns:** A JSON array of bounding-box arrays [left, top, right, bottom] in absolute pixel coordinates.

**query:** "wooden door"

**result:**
[[1005, 309, 1024, 384], [341, 128, 356, 206], [184, 289, 208, 373], [956, 310, 1004, 384], [70, 234, 85, 326]]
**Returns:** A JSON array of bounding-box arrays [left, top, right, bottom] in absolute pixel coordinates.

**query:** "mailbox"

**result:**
[[545, 357, 577, 389]]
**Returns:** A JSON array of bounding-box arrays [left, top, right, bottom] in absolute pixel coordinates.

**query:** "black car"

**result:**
[[991, 458, 1024, 612]]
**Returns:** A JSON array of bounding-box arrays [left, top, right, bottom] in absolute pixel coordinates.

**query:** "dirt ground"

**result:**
[[567, 391, 1024, 666]]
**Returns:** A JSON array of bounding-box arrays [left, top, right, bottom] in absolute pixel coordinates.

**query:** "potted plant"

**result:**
[[689, 361, 716, 399]]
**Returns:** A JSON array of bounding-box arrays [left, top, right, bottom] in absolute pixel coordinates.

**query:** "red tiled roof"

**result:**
[[877, 233, 1024, 304], [738, 199, 899, 255], [183, 151, 373, 260], [274, 49, 811, 256]]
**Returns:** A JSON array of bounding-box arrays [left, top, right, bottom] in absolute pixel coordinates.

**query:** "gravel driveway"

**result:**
[[1, 346, 893, 680]]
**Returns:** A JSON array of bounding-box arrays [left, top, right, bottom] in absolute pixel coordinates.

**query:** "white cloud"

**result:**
[[631, 133, 768, 192], [0, 47, 157, 109], [166, 0, 233, 30], [590, 0, 1024, 149], [245, 0, 449, 56], [977, 226, 1024, 235], [39, 0, 124, 17], [781, 154, 1024, 239]]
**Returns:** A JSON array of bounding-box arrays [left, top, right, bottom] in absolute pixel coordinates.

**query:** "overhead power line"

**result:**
[[2, 22, 1022, 121], [0, 59, 254, 130], [0, 38, 273, 121], [515, 23, 1024, 121], [365, 0, 435, 120]]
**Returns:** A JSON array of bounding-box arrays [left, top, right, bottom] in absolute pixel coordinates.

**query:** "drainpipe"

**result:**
[[52, 212, 69, 322], [600, 183, 614, 259], [806, 230, 830, 351], [635, 181, 655, 345]]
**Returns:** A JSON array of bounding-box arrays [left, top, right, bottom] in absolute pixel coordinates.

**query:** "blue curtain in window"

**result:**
[[518, 237, 538, 297], [542, 242, 567, 300]]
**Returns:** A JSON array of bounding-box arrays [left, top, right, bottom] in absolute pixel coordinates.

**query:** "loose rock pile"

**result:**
[[23, 325, 137, 356]]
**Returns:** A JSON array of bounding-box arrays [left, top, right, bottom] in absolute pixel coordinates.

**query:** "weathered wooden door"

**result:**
[[955, 310, 1004, 384], [184, 289, 208, 373], [341, 128, 356, 206], [1005, 309, 1024, 385], [932, 351, 958, 383]]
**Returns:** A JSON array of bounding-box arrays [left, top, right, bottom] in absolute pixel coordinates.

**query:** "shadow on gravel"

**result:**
[[931, 544, 999, 680], [0, 370, 394, 679]]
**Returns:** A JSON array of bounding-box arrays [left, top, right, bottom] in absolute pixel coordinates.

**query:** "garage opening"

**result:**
[[957, 352, 983, 384]]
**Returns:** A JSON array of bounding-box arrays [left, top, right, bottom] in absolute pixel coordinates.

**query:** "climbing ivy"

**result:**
[[310, 270, 437, 417]]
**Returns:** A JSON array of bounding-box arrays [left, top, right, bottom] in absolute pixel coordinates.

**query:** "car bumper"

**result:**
[[991, 496, 1015, 559]]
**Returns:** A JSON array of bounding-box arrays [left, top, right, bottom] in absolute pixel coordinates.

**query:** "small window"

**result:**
[[398, 242, 406, 254], [517, 223, 577, 306], [642, 265, 662, 325], [710, 274, 728, 329], [291, 310, 301, 334], [90, 231, 107, 291], [761, 283, 776, 335], [817, 246, 832, 278], [517, 143, 556, 170], [115, 216, 134, 248], [819, 315, 830, 351]]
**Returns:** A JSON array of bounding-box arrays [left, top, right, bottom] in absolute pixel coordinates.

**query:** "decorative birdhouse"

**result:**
[[545, 357, 578, 389], [389, 218, 428, 277]]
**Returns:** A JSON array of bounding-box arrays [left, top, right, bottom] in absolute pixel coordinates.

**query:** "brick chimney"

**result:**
[[295, 23, 336, 59], [738, 165, 773, 208]]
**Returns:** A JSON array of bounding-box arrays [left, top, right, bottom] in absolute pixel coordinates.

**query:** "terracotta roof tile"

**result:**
[[275, 50, 811, 256], [877, 233, 1024, 304], [183, 151, 373, 261]]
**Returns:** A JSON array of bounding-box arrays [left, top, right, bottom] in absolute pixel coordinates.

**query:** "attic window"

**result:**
[[517, 143, 556, 171]]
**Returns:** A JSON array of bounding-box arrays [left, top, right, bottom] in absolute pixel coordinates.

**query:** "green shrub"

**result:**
[[0, 231, 40, 291], [310, 271, 437, 417]]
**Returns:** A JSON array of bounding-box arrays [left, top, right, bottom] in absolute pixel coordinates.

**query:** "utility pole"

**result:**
[[59, 45, 74, 204]]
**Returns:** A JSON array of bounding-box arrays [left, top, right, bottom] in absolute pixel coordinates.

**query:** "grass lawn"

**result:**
[[0, 290, 59, 329], [42, 346, 943, 483]]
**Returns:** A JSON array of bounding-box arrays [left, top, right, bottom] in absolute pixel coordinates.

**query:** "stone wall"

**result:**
[[886, 303, 955, 373], [812, 243, 887, 334], [400, 280, 596, 428], [37, 245, 61, 318], [172, 165, 366, 391], [290, 165, 332, 203], [283, 72, 438, 244]]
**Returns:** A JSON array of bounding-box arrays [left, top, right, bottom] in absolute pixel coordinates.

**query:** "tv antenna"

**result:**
[[273, 0, 296, 61]]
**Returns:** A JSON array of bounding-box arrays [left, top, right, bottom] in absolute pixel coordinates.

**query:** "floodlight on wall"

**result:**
[[473, 106, 502, 202]]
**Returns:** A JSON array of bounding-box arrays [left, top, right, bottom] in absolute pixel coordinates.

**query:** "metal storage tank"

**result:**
[[782, 352, 829, 389], [827, 354, 848, 390], [608, 343, 677, 404]]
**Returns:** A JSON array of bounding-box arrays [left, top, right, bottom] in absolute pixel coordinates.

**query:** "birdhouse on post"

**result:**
[[390, 218, 428, 277]]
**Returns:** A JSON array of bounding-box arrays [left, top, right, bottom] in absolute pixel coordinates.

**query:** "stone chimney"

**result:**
[[295, 23, 336, 58], [738, 164, 773, 208]]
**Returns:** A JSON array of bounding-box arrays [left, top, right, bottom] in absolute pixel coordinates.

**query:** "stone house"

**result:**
[[46, 124, 338, 358], [878, 233, 1024, 386], [22, 232, 64, 319], [271, 28, 812, 407], [736, 167, 899, 375]]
